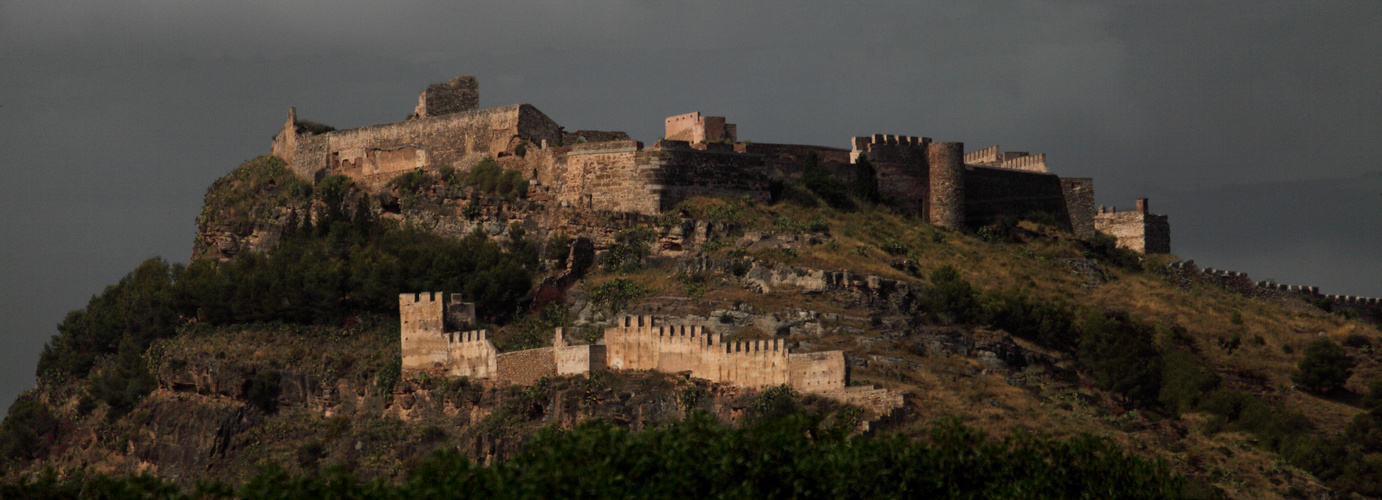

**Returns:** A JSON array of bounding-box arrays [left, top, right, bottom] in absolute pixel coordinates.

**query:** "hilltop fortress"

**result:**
[[270, 76, 1170, 253]]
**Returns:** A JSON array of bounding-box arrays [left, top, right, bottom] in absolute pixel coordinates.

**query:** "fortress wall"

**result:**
[[414, 76, 479, 118], [1060, 178, 1096, 238], [555, 344, 605, 376], [400, 292, 447, 372], [964, 145, 1000, 165], [715, 339, 789, 388], [559, 144, 658, 214], [445, 330, 498, 379], [961, 165, 1070, 230], [1144, 213, 1171, 254], [788, 351, 845, 393], [643, 141, 770, 211], [997, 153, 1048, 173], [743, 143, 851, 180], [852, 135, 932, 215], [495, 347, 557, 385], [289, 134, 329, 182], [1094, 210, 1147, 252]]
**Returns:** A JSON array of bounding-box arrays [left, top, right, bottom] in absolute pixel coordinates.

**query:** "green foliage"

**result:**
[[747, 384, 801, 424], [771, 216, 829, 234], [977, 217, 1019, 243], [800, 150, 853, 210], [674, 273, 709, 298], [1158, 350, 1223, 415], [513, 142, 527, 158], [1291, 338, 1356, 392], [375, 357, 402, 396], [1344, 333, 1372, 349], [918, 265, 980, 324], [768, 179, 819, 207], [386, 170, 432, 193], [1363, 379, 1382, 412], [678, 386, 708, 410], [244, 370, 282, 414], [1083, 231, 1143, 272], [880, 238, 910, 256], [296, 440, 324, 469], [294, 120, 336, 135], [588, 279, 649, 314], [494, 304, 565, 352], [87, 338, 157, 419], [0, 392, 58, 464], [463, 158, 528, 200], [545, 232, 572, 268], [850, 154, 881, 204], [1078, 312, 1163, 406], [980, 290, 1078, 350], [196, 156, 312, 233], [0, 416, 1185, 498], [602, 227, 654, 274]]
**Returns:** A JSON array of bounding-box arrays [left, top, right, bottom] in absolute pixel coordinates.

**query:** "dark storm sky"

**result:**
[[2, 1, 1379, 410]]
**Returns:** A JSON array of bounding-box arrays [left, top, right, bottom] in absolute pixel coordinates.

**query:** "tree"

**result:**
[[1292, 338, 1356, 393], [850, 154, 880, 204], [1078, 311, 1163, 406]]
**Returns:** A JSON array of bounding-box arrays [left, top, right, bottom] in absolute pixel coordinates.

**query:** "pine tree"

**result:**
[[851, 154, 880, 204]]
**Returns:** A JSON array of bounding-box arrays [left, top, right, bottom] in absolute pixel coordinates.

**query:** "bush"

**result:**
[[747, 384, 801, 424], [0, 392, 58, 464], [545, 232, 572, 268], [1292, 338, 1356, 392], [589, 279, 649, 314], [1078, 312, 1163, 406], [1344, 334, 1373, 349], [602, 227, 653, 274], [1158, 350, 1222, 415], [463, 158, 528, 200], [850, 154, 880, 204], [245, 370, 282, 414], [387, 170, 432, 193], [800, 150, 853, 210], [918, 266, 980, 324]]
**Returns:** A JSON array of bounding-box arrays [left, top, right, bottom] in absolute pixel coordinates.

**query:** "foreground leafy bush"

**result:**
[[1291, 338, 1356, 392], [1, 416, 1184, 499]]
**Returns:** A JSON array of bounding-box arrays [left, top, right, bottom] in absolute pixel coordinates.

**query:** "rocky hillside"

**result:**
[[6, 156, 1382, 498]]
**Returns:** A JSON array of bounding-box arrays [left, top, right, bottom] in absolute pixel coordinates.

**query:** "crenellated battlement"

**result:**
[[447, 329, 488, 344], [996, 153, 1047, 172], [963, 145, 1000, 164], [1165, 261, 1381, 322]]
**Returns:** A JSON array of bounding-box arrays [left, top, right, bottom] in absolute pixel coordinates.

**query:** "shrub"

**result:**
[[296, 440, 325, 469], [1078, 311, 1163, 406], [1083, 231, 1142, 271], [376, 358, 402, 397], [387, 170, 432, 193], [918, 266, 980, 324], [980, 291, 1077, 350], [603, 227, 654, 274], [1344, 334, 1373, 349], [589, 279, 649, 314], [747, 384, 801, 424], [850, 154, 880, 204], [1158, 350, 1222, 415], [0, 392, 58, 463], [1292, 338, 1356, 392], [545, 232, 572, 268], [463, 158, 528, 200], [245, 370, 282, 414], [800, 150, 853, 210]]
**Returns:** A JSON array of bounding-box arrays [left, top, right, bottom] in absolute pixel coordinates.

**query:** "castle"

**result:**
[[269, 76, 1170, 252], [399, 292, 902, 416]]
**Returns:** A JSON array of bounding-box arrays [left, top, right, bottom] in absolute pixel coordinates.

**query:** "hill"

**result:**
[[3, 154, 1380, 498]]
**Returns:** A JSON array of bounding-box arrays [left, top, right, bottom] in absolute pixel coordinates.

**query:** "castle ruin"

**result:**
[[269, 76, 1157, 242]]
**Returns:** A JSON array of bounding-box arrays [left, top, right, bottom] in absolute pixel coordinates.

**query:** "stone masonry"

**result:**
[[1094, 198, 1171, 253], [399, 293, 901, 416], [269, 76, 1149, 242]]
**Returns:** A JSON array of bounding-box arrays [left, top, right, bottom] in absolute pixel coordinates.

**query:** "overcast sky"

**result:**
[[1, 1, 1379, 411]]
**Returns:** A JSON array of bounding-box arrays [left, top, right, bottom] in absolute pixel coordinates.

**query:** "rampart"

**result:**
[[997, 153, 1048, 173], [412, 76, 479, 118], [961, 165, 1070, 229], [1094, 199, 1170, 254], [1166, 261, 1382, 323], [850, 135, 933, 217]]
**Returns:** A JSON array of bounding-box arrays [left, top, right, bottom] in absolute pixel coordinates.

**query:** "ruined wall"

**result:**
[[962, 165, 1069, 230], [555, 141, 657, 214], [787, 351, 846, 393], [1094, 200, 1170, 254], [400, 292, 447, 372], [745, 143, 852, 180], [413, 76, 479, 118], [928, 142, 965, 230], [643, 140, 770, 211], [278, 104, 562, 191], [554, 327, 606, 376], [1060, 178, 1096, 238], [495, 347, 557, 385]]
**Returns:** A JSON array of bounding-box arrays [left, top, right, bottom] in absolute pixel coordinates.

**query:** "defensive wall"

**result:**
[[399, 293, 900, 414], [273, 103, 563, 190], [1166, 261, 1382, 323], [1094, 199, 1171, 254]]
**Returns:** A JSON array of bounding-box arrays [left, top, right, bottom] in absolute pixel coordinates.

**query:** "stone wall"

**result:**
[[602, 315, 845, 391], [643, 140, 770, 210], [444, 330, 497, 379], [1168, 260, 1382, 323], [273, 103, 562, 190], [1060, 178, 1096, 238], [745, 142, 852, 180], [961, 165, 1070, 230], [851, 135, 932, 214], [495, 347, 557, 385], [1094, 199, 1170, 254], [556, 141, 656, 214], [664, 112, 736, 144], [413, 76, 479, 118]]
